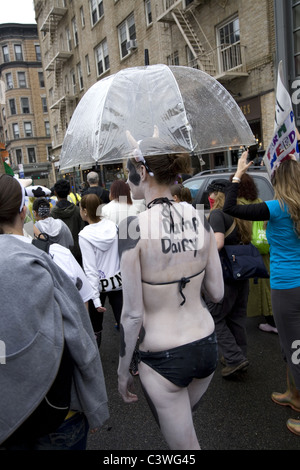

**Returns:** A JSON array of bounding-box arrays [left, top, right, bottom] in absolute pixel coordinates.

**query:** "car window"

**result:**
[[252, 175, 274, 201], [183, 178, 206, 200], [184, 172, 274, 210]]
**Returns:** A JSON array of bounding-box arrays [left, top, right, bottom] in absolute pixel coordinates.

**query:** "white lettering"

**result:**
[[0, 340, 6, 365], [291, 339, 300, 365]]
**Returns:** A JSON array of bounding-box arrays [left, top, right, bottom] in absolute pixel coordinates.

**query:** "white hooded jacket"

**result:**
[[79, 218, 122, 308]]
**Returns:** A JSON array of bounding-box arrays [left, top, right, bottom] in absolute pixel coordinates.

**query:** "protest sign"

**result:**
[[264, 61, 299, 178]]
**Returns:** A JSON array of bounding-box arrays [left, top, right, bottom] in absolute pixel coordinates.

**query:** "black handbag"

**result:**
[[220, 221, 269, 281]]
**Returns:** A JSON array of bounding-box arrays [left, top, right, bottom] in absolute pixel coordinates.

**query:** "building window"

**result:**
[[66, 27, 72, 51], [14, 44, 23, 61], [42, 97, 48, 113], [18, 72, 26, 88], [16, 148, 22, 165], [35, 45, 41, 61], [77, 62, 84, 90], [95, 39, 109, 76], [167, 51, 179, 65], [24, 121, 33, 137], [21, 97, 30, 114], [64, 75, 70, 94], [217, 17, 241, 72], [118, 13, 136, 59], [293, 2, 300, 75], [85, 54, 91, 75], [2, 45, 9, 62], [186, 45, 198, 68], [71, 69, 76, 94], [145, 0, 152, 26], [12, 123, 20, 139], [6, 72, 13, 89], [80, 6, 85, 27], [90, 0, 104, 26], [9, 99, 16, 115], [72, 17, 78, 47], [45, 121, 50, 136], [38, 71, 45, 88], [47, 145, 52, 160], [27, 147, 36, 163]]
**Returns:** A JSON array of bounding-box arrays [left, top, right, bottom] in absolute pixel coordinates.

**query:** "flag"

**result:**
[[0, 159, 14, 176], [263, 61, 299, 178]]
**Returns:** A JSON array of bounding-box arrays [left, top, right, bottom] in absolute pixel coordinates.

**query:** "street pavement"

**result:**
[[87, 305, 300, 451]]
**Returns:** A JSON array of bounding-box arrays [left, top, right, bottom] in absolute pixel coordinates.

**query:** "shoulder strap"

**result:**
[[32, 233, 51, 253], [224, 219, 236, 238]]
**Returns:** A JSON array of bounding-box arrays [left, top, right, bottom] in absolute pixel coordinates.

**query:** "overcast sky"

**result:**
[[0, 0, 36, 24]]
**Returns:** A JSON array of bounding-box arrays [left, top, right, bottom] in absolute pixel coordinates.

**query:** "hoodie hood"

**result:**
[[51, 203, 77, 220], [37, 218, 64, 238], [79, 219, 117, 251]]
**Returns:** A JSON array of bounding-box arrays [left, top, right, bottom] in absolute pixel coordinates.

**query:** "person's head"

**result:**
[[230, 173, 258, 201], [206, 179, 231, 210], [32, 198, 50, 220], [80, 193, 101, 223], [53, 179, 70, 199], [109, 180, 132, 204], [87, 171, 99, 186], [0, 175, 26, 234], [127, 151, 191, 199], [272, 159, 300, 236], [207, 178, 252, 244], [170, 184, 192, 204]]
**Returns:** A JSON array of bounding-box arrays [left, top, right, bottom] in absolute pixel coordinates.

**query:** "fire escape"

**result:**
[[40, 2, 73, 152], [157, 0, 248, 81]]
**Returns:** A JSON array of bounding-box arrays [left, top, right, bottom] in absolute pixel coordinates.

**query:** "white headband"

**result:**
[[14, 177, 25, 212], [134, 141, 154, 177]]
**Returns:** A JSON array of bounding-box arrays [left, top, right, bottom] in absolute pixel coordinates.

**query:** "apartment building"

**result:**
[[33, 0, 277, 186], [0, 23, 52, 185]]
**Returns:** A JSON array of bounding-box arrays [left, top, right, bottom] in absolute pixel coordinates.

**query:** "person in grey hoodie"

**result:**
[[0, 174, 109, 450], [33, 198, 74, 249], [79, 193, 123, 345]]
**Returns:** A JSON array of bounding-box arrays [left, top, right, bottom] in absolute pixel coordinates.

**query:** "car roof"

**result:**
[[182, 167, 274, 209]]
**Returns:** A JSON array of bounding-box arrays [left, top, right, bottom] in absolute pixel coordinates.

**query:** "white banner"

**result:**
[[264, 61, 299, 178]]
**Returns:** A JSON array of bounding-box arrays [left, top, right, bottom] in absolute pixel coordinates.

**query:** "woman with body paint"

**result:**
[[117, 133, 224, 450]]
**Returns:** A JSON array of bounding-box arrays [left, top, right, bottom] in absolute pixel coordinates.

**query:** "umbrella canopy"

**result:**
[[60, 64, 255, 171]]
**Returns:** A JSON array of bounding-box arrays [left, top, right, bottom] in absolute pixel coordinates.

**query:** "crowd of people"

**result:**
[[0, 143, 299, 450]]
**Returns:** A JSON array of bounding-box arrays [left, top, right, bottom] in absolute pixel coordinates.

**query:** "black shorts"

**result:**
[[138, 332, 218, 387]]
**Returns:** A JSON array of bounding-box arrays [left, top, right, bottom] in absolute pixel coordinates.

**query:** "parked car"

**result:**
[[183, 167, 274, 212]]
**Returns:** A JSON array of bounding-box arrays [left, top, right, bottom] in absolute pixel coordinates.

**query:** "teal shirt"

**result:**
[[265, 200, 300, 289]]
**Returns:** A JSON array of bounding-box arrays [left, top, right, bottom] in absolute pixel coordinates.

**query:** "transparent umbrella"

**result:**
[[59, 64, 255, 171]]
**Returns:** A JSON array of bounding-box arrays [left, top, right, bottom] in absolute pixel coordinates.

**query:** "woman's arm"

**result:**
[[118, 217, 143, 403], [79, 236, 105, 311], [223, 151, 270, 221], [202, 228, 224, 303]]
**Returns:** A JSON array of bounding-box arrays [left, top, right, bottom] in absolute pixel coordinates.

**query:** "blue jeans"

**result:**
[[2, 413, 89, 450], [34, 413, 89, 450]]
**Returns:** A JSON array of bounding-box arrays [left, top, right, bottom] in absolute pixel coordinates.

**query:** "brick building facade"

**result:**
[[0, 23, 52, 185], [32, 0, 277, 187]]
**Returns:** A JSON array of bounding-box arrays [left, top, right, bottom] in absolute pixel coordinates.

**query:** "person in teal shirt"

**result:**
[[223, 151, 300, 437]]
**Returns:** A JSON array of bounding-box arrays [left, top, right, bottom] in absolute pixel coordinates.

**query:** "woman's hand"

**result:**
[[118, 373, 138, 404], [96, 306, 106, 313], [235, 150, 253, 179]]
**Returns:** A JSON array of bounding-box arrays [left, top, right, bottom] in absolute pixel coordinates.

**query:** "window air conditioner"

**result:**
[[126, 39, 137, 51]]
